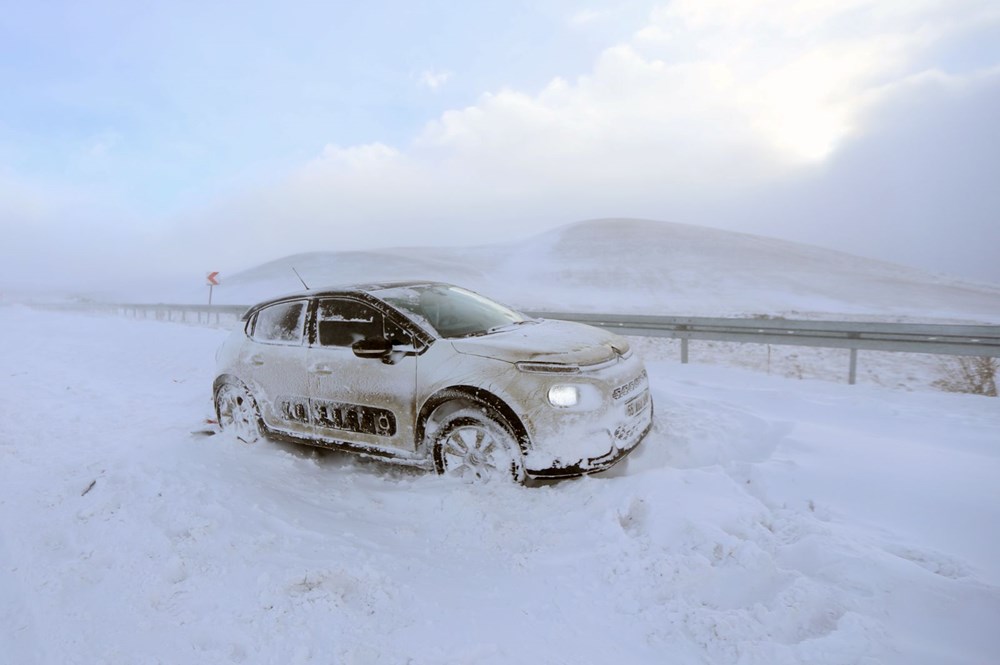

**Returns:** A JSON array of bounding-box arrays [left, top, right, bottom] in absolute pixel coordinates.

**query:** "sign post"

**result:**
[[207, 271, 220, 305]]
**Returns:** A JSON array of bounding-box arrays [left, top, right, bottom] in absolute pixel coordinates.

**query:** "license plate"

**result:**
[[626, 390, 650, 417]]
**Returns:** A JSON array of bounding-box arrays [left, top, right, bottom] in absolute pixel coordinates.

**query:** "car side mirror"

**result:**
[[352, 337, 393, 360]]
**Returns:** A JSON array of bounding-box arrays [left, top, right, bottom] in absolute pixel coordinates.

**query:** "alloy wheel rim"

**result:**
[[219, 387, 255, 443], [441, 425, 508, 481]]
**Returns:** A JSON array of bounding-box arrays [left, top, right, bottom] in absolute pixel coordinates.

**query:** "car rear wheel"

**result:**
[[432, 408, 525, 483], [215, 381, 262, 444]]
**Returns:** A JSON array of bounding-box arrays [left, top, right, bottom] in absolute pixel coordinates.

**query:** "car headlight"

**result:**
[[547, 384, 581, 408]]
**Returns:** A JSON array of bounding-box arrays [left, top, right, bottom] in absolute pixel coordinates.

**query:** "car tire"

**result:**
[[431, 408, 525, 483], [215, 380, 263, 444]]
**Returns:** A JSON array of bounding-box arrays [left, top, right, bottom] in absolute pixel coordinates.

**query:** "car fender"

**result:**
[[416, 385, 532, 458]]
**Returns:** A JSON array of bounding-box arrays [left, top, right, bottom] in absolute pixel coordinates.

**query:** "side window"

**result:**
[[252, 301, 306, 344], [317, 299, 384, 348], [384, 318, 412, 347]]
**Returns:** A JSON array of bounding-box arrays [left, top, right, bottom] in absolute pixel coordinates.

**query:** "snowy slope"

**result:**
[[206, 219, 1000, 322], [2, 306, 998, 664]]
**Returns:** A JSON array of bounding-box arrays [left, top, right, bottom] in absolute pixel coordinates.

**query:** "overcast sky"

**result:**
[[2, 0, 999, 296]]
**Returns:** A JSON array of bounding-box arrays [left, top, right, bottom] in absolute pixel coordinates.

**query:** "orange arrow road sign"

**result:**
[[207, 271, 220, 286]]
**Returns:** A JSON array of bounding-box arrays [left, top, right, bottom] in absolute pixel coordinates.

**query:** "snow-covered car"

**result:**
[[213, 282, 652, 481]]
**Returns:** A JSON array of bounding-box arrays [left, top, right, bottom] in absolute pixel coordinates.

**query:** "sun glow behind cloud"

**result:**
[[283, 0, 980, 202], [633, 0, 934, 163]]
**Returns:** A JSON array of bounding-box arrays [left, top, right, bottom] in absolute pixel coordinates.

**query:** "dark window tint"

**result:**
[[384, 318, 412, 347], [317, 299, 384, 347], [252, 301, 306, 343]]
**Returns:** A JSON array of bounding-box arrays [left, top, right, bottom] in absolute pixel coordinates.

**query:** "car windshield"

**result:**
[[374, 284, 530, 339]]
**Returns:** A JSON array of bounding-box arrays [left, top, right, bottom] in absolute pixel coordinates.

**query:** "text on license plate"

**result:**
[[626, 390, 650, 417]]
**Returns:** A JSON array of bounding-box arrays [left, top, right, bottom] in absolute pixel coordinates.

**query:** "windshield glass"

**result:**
[[374, 284, 529, 339]]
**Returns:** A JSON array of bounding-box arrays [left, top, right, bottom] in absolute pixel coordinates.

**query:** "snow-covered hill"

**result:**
[[208, 219, 1000, 322]]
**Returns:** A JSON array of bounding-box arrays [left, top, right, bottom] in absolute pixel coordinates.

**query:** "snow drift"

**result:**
[[1, 306, 998, 664]]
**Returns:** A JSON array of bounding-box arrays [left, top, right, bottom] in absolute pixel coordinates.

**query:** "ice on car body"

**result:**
[[214, 281, 653, 481]]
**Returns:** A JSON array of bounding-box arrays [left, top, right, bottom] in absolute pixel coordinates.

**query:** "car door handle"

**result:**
[[309, 363, 334, 375], [249, 354, 265, 365]]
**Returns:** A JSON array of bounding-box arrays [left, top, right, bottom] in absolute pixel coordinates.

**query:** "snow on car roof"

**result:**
[[242, 281, 450, 319]]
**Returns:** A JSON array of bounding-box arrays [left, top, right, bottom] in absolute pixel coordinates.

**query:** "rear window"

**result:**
[[252, 301, 306, 344]]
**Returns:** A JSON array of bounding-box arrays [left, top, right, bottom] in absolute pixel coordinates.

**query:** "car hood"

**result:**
[[449, 319, 627, 366]]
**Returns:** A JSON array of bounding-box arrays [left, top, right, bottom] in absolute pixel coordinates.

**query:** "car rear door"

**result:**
[[306, 297, 418, 454], [242, 299, 312, 439]]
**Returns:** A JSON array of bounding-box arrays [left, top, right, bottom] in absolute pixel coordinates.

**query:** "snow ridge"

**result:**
[[209, 219, 1000, 323]]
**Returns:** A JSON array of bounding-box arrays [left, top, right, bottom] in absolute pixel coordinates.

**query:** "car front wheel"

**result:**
[[432, 408, 525, 483]]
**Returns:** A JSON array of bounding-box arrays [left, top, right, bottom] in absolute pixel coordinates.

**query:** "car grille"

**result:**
[[612, 369, 648, 401]]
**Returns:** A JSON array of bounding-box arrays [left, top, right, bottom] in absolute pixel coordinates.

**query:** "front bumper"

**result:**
[[525, 417, 652, 479], [515, 356, 653, 480]]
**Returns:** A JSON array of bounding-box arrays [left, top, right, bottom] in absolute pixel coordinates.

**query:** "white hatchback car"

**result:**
[[214, 282, 652, 481]]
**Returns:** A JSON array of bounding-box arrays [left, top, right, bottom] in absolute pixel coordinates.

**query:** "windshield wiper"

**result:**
[[484, 320, 536, 335], [453, 320, 534, 339]]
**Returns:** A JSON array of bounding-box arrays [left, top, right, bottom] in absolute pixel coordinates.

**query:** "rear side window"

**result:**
[[252, 301, 306, 344]]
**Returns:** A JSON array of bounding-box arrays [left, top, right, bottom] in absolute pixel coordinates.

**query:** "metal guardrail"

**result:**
[[26, 302, 247, 327], [524, 311, 1000, 384], [526, 312, 1000, 356], [40, 302, 1000, 385], [116, 303, 247, 325]]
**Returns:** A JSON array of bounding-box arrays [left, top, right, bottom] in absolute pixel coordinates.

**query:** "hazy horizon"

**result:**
[[2, 1, 999, 296]]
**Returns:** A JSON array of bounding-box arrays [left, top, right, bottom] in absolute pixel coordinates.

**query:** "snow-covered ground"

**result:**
[[2, 306, 998, 664], [627, 336, 964, 393]]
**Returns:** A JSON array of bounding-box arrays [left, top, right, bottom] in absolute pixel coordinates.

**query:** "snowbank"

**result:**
[[1, 306, 998, 664]]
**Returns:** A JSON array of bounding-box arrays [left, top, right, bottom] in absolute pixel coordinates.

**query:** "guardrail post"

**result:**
[[849, 348, 858, 385], [677, 324, 690, 364]]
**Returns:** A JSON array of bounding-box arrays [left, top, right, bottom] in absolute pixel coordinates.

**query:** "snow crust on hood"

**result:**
[[449, 318, 624, 365]]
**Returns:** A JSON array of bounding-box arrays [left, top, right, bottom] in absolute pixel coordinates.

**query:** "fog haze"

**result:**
[[1, 1, 998, 298]]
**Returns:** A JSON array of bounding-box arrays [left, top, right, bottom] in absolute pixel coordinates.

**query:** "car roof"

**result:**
[[241, 280, 449, 320]]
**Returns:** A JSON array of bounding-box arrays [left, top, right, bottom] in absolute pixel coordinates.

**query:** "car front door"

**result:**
[[306, 297, 419, 455]]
